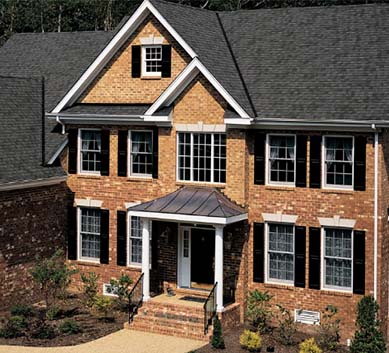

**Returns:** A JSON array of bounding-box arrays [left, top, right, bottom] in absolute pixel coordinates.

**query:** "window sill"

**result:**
[[320, 289, 353, 297], [176, 181, 226, 188], [76, 174, 101, 180], [127, 177, 154, 183], [127, 265, 143, 271], [73, 260, 101, 267], [264, 185, 295, 192], [264, 282, 294, 291], [320, 188, 354, 195], [141, 75, 162, 80]]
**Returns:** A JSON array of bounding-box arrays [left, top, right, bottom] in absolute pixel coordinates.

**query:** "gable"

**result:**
[[79, 15, 191, 105]]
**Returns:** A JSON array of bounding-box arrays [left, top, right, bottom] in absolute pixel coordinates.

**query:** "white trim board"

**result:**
[[128, 210, 248, 225], [51, 0, 197, 114], [47, 138, 68, 165], [318, 216, 356, 228]]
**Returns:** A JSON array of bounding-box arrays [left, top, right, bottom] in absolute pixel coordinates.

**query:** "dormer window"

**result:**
[[142, 45, 162, 77]]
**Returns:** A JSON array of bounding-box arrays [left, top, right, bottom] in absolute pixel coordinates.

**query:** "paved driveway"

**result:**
[[0, 330, 205, 353]]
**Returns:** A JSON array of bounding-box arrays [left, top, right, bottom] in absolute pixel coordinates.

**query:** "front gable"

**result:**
[[79, 15, 191, 105]]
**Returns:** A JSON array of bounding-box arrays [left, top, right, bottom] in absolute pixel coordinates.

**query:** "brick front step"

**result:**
[[124, 299, 212, 341]]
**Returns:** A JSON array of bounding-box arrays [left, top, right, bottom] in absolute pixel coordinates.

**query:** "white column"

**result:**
[[214, 225, 224, 312], [142, 218, 151, 301]]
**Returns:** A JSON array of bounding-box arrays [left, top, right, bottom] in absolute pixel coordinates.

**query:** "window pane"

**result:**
[[130, 217, 143, 265], [80, 208, 101, 259], [144, 46, 162, 74], [80, 130, 101, 173], [268, 135, 295, 183], [131, 131, 153, 176]]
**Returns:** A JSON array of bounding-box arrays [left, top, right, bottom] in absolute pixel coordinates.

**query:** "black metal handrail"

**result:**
[[128, 273, 144, 323], [203, 282, 217, 335]]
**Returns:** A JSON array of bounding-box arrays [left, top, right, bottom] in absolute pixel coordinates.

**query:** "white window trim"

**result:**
[[176, 132, 226, 184], [78, 128, 102, 176], [321, 227, 353, 293], [264, 222, 295, 286], [128, 129, 153, 178], [127, 214, 152, 268], [318, 216, 356, 229], [77, 207, 101, 263], [141, 45, 162, 77], [266, 133, 296, 187], [322, 135, 354, 190]]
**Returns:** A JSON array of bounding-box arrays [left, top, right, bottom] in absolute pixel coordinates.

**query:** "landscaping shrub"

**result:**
[[239, 329, 262, 352], [46, 306, 61, 321], [276, 304, 296, 345], [30, 249, 78, 309], [299, 338, 322, 353], [0, 316, 28, 338], [350, 296, 386, 353], [10, 304, 33, 317], [80, 272, 99, 309], [31, 320, 56, 339], [59, 320, 83, 335], [316, 305, 340, 351], [108, 274, 133, 311], [246, 289, 273, 333], [94, 295, 114, 321], [211, 315, 225, 349]]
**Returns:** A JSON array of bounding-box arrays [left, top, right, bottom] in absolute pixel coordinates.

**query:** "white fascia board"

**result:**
[[225, 118, 253, 126], [0, 176, 67, 192], [47, 138, 68, 165], [128, 210, 248, 225], [51, 0, 197, 114], [145, 57, 251, 119]]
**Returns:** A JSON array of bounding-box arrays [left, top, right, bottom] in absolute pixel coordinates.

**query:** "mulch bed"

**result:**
[[195, 324, 349, 353], [0, 294, 127, 347]]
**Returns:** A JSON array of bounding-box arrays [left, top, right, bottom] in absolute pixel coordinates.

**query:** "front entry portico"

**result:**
[[128, 186, 247, 312]]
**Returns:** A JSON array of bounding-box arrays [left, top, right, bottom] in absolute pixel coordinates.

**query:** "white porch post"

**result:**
[[142, 218, 151, 301], [215, 225, 224, 312]]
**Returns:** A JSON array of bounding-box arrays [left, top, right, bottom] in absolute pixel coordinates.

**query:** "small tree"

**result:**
[[80, 272, 99, 309], [211, 315, 225, 349], [276, 304, 296, 345], [316, 305, 340, 351], [30, 250, 78, 309], [107, 274, 133, 311], [94, 295, 114, 322], [246, 290, 273, 333], [350, 296, 386, 353]]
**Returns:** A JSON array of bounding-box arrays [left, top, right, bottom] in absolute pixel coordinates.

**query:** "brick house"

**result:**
[[1, 0, 389, 343]]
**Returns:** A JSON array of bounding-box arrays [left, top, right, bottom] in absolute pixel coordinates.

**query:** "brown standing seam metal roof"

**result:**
[[129, 186, 246, 218]]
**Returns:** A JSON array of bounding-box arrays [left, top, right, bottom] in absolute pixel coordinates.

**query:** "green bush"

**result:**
[[350, 296, 386, 353], [211, 316, 225, 349], [108, 274, 133, 311], [94, 295, 114, 321], [59, 320, 83, 335], [10, 304, 33, 317], [0, 316, 28, 338], [239, 330, 262, 352], [276, 304, 296, 345], [46, 305, 61, 321], [316, 305, 340, 351], [299, 338, 322, 353], [80, 272, 99, 309], [31, 321, 56, 339], [246, 289, 273, 333]]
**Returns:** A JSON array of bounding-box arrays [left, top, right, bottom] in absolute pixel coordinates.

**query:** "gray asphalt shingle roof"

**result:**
[[129, 186, 246, 218], [61, 104, 150, 116], [0, 76, 65, 186]]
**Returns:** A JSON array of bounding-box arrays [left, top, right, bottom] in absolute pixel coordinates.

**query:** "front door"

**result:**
[[178, 227, 191, 288], [191, 228, 215, 286]]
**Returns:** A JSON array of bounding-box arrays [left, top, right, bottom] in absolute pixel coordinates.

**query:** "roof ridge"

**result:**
[[151, 0, 214, 13]]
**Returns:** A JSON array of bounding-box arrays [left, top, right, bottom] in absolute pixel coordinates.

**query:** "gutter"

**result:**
[[0, 176, 67, 192], [373, 124, 379, 300]]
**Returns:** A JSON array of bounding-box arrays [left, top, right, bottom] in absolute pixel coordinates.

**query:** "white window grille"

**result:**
[[79, 208, 101, 261], [142, 46, 162, 76], [129, 217, 152, 267], [130, 131, 153, 176], [80, 130, 101, 173]]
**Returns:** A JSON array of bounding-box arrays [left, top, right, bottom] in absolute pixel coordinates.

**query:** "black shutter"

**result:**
[[152, 127, 159, 179], [253, 223, 265, 283], [67, 206, 77, 260], [309, 136, 322, 188], [132, 45, 141, 78], [254, 134, 265, 185], [101, 130, 110, 176], [353, 230, 365, 294], [354, 136, 366, 191], [117, 211, 127, 266], [100, 210, 109, 264], [161, 45, 172, 78], [309, 227, 321, 289], [118, 130, 128, 177], [294, 226, 306, 288], [296, 135, 307, 187], [68, 129, 78, 174]]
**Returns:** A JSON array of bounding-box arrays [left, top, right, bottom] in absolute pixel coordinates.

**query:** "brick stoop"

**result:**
[[124, 300, 212, 341]]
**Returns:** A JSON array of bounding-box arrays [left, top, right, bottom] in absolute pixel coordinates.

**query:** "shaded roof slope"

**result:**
[[129, 186, 246, 218], [219, 4, 389, 121], [0, 76, 65, 186]]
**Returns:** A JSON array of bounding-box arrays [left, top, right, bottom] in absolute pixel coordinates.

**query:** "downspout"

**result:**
[[373, 124, 378, 300], [56, 116, 65, 135]]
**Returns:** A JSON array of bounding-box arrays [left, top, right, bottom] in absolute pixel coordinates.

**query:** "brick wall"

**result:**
[[0, 182, 70, 309]]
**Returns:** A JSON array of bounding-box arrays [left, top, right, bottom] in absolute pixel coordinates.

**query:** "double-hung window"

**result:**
[[80, 130, 101, 174], [267, 134, 296, 185], [79, 208, 101, 261], [142, 45, 162, 77], [323, 228, 352, 291], [177, 132, 226, 183], [129, 131, 153, 177], [324, 136, 353, 188], [128, 216, 152, 267], [266, 223, 294, 284]]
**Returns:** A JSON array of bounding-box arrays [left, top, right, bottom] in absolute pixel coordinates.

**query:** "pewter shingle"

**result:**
[[61, 104, 150, 116]]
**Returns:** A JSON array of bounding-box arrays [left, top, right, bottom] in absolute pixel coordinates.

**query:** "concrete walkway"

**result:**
[[0, 330, 206, 353]]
